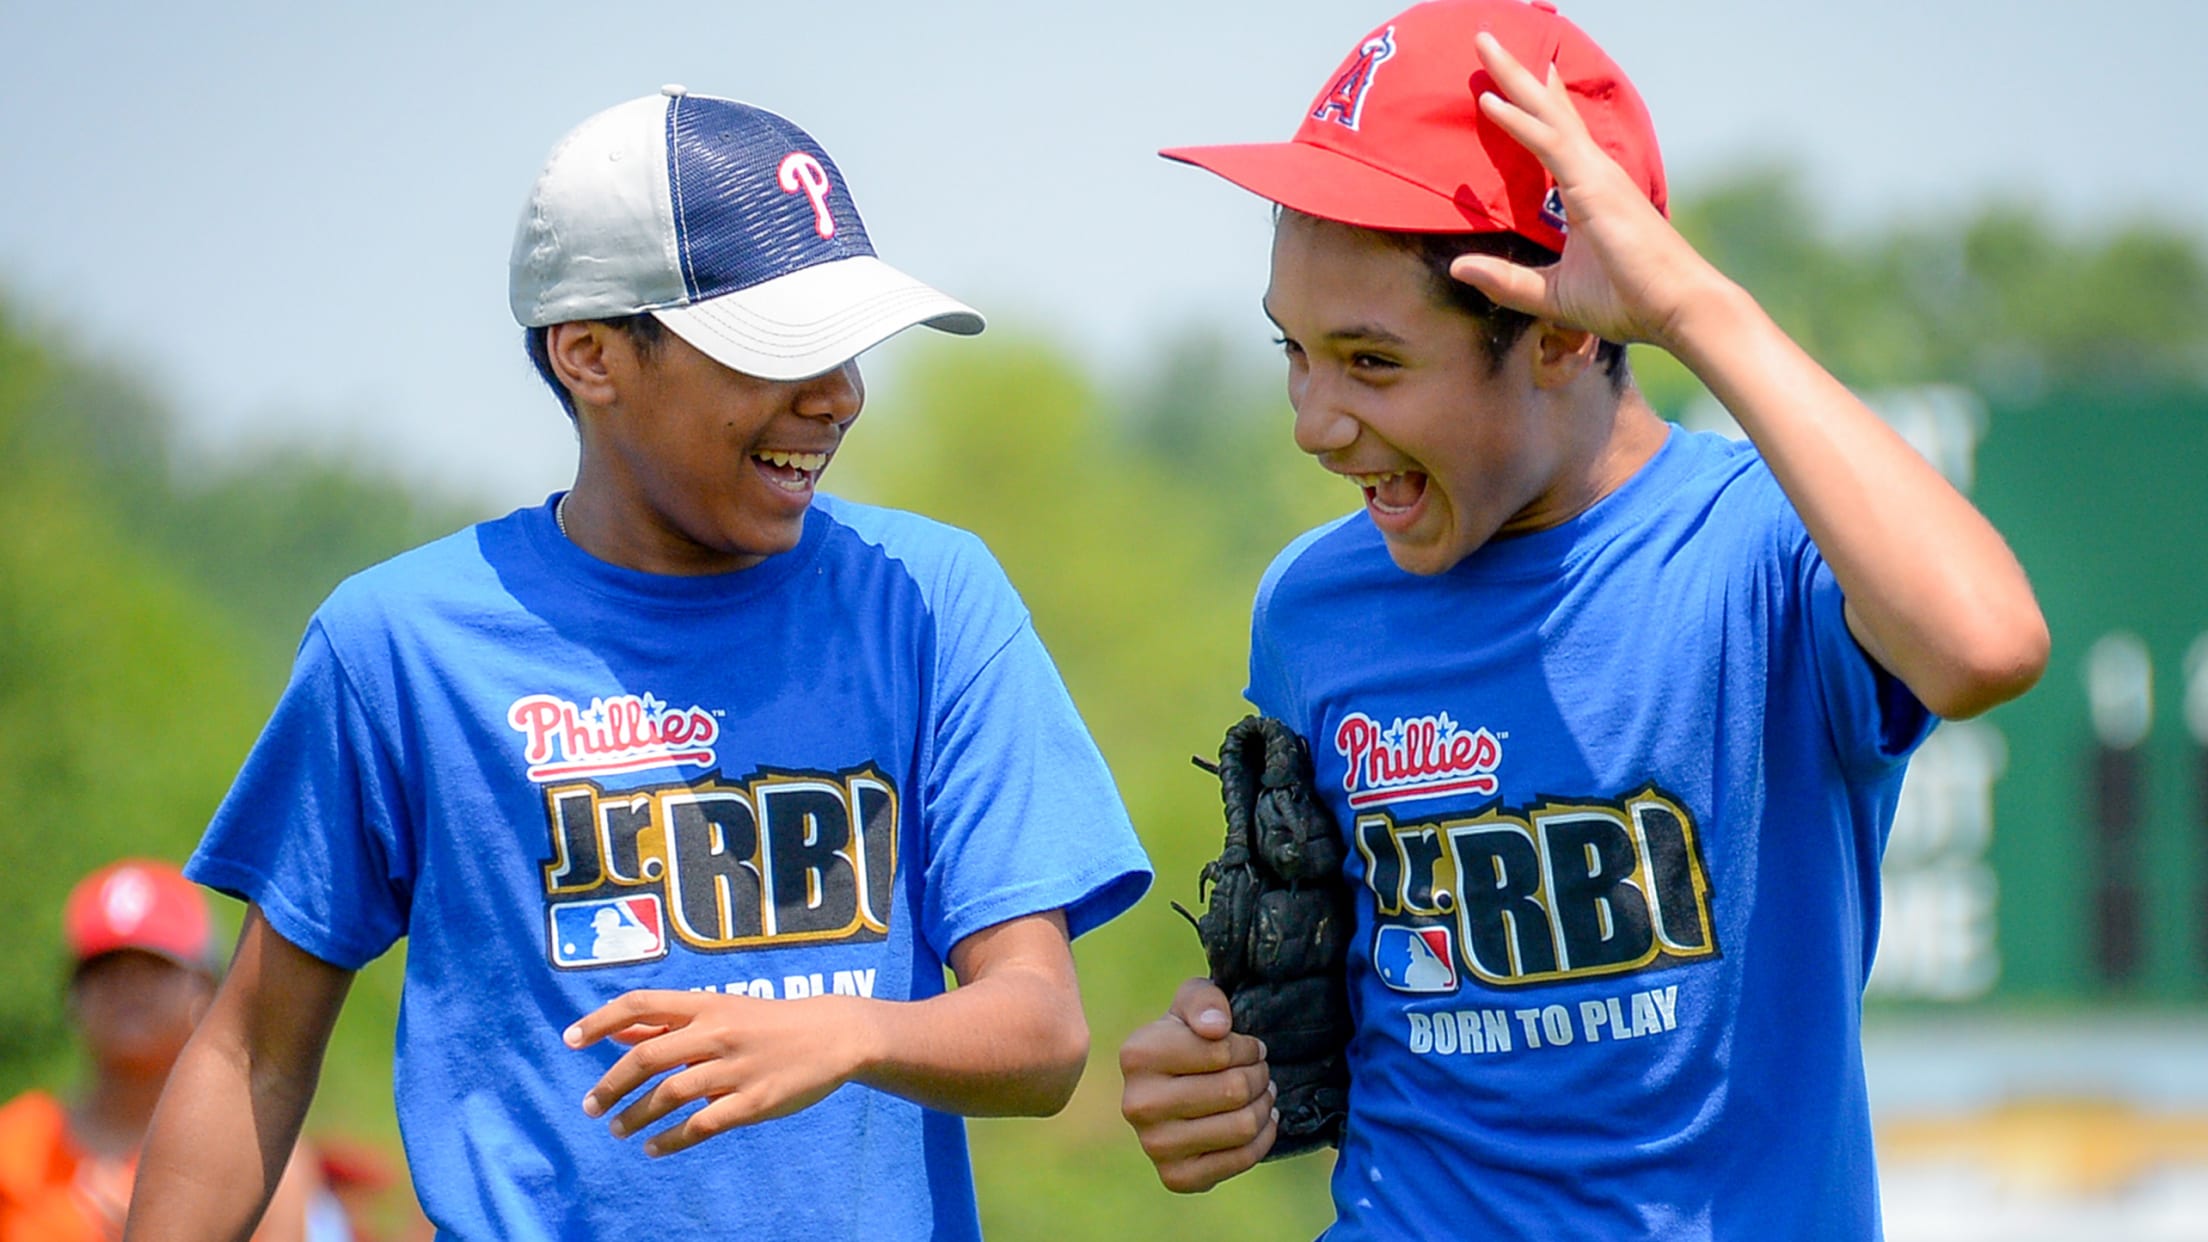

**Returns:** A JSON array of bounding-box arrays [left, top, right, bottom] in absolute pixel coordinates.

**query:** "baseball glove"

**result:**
[[1175, 714, 1352, 1159]]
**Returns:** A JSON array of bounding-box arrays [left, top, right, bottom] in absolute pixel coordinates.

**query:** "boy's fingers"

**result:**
[[1451, 253, 1553, 318], [1473, 31, 1552, 117], [583, 1027, 701, 1118], [606, 1062, 713, 1138], [1155, 1108, 1281, 1195], [1475, 89, 1550, 160], [1121, 1013, 1267, 1078], [1166, 977, 1235, 1038], [1474, 34, 1606, 185], [640, 1091, 756, 1158], [1137, 1085, 1277, 1166], [1122, 1059, 1272, 1129], [565, 990, 707, 1048], [1474, 32, 1575, 130]]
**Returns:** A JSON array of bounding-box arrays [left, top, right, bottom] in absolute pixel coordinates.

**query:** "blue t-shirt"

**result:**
[[190, 493, 1152, 1241], [1248, 428, 1933, 1241]]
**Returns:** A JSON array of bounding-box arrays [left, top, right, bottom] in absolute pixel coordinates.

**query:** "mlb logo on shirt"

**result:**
[[550, 894, 667, 969], [1374, 924, 1458, 993]]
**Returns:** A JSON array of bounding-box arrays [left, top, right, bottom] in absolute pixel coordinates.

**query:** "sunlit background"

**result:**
[[4, 2, 2205, 1238]]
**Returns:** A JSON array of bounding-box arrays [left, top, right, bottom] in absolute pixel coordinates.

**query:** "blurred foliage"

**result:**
[[0, 169, 2203, 1237], [0, 301, 472, 1164], [14, 332, 480, 678], [1631, 166, 2208, 415]]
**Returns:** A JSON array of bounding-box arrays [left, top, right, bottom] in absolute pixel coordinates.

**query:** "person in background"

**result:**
[[0, 859, 344, 1241]]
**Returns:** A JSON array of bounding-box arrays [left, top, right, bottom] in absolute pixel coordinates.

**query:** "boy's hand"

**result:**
[[1118, 977, 1279, 1193], [565, 990, 877, 1156], [1448, 31, 1728, 354]]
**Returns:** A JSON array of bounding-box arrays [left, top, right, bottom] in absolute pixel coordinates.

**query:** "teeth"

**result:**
[[755, 451, 828, 472], [1347, 470, 1408, 488]]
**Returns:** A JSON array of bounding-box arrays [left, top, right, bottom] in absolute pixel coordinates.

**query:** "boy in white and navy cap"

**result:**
[[129, 89, 1151, 1241]]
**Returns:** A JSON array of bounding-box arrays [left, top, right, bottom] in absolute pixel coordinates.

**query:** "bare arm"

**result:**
[[124, 906, 354, 1242], [1450, 36, 2049, 720], [566, 909, 1091, 1157], [1663, 289, 2048, 718], [246, 1143, 326, 1242]]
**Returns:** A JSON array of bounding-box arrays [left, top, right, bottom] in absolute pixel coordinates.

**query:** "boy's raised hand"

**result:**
[[1448, 31, 1724, 355]]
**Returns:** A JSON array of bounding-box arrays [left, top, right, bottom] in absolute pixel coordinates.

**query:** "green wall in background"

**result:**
[[1973, 389, 2208, 1003]]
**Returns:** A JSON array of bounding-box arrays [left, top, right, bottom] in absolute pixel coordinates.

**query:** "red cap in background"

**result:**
[[63, 859, 216, 974], [1160, 0, 1665, 250]]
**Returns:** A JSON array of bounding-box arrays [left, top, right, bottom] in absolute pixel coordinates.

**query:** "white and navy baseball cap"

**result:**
[[510, 85, 984, 381]]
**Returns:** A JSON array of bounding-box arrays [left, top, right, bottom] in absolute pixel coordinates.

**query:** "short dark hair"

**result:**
[[523, 314, 668, 419], [1282, 209, 1627, 385]]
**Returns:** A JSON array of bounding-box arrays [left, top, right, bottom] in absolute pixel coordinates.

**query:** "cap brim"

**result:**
[[653, 256, 984, 382], [72, 943, 220, 978], [1161, 141, 1508, 234]]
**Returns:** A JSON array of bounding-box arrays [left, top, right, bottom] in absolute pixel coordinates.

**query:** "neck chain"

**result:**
[[555, 493, 572, 540]]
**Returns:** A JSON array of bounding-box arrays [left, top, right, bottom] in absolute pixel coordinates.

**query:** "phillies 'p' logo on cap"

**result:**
[[777, 152, 837, 239]]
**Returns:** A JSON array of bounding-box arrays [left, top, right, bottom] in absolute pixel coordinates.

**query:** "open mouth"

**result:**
[[1346, 469, 1429, 518], [752, 449, 829, 494]]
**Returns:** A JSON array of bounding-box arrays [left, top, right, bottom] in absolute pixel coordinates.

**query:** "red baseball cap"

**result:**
[[63, 859, 217, 974], [1160, 0, 1665, 251]]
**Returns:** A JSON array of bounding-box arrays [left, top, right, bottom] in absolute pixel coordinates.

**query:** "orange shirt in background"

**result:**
[[0, 1091, 122, 1242]]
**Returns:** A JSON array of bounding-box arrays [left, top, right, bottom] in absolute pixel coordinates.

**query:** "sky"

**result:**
[[4, 0, 2203, 511]]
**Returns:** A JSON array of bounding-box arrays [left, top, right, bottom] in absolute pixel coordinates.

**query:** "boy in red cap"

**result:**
[[0, 861, 334, 1241], [1117, 2, 2047, 1237]]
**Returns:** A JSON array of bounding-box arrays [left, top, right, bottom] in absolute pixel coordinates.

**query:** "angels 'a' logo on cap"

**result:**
[[1312, 26, 1398, 131], [777, 151, 837, 239]]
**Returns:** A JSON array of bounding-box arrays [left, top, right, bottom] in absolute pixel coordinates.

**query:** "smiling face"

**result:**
[[1265, 212, 1618, 575], [562, 324, 864, 575]]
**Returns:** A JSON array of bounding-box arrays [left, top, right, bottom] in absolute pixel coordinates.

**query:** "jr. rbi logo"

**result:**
[[1358, 785, 1719, 989], [778, 152, 837, 239], [536, 763, 899, 969], [511, 691, 899, 971], [1311, 26, 1397, 130]]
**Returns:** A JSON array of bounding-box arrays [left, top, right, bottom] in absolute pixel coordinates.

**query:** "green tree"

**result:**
[[0, 299, 431, 1147]]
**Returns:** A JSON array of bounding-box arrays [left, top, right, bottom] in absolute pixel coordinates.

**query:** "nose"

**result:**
[[1291, 369, 1359, 457], [794, 361, 864, 421]]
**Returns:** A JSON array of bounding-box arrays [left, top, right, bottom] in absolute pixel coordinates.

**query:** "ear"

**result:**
[[1529, 322, 1600, 391], [547, 322, 622, 410]]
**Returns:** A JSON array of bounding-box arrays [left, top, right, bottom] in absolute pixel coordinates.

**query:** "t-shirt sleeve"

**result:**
[[186, 618, 415, 969], [1244, 525, 1325, 724], [1786, 521, 1938, 779], [917, 553, 1152, 959]]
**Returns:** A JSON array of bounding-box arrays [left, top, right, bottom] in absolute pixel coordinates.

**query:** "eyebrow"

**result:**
[[1260, 300, 1410, 347]]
